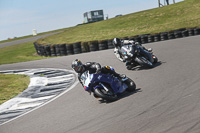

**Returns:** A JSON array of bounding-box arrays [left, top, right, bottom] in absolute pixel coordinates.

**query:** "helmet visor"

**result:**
[[74, 65, 83, 73]]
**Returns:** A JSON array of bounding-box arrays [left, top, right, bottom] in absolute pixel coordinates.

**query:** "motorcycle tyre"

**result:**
[[126, 65, 132, 70], [124, 78, 136, 92], [153, 55, 158, 63], [94, 88, 118, 101], [136, 57, 153, 68]]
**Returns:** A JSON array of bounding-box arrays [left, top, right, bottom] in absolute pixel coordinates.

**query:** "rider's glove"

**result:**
[[127, 53, 133, 57], [124, 56, 128, 59], [135, 42, 141, 45]]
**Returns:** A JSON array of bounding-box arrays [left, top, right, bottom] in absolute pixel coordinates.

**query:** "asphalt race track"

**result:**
[[0, 31, 63, 48], [0, 35, 200, 133]]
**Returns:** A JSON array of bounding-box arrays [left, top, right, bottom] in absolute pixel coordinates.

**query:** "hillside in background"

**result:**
[[36, 0, 200, 45]]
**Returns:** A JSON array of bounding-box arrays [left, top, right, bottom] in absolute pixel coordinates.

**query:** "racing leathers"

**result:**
[[114, 40, 153, 68], [114, 40, 135, 62], [78, 62, 123, 87]]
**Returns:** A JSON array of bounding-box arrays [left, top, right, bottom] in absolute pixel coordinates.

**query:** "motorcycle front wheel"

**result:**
[[135, 56, 153, 68], [124, 78, 136, 92], [94, 88, 118, 101], [152, 55, 158, 63]]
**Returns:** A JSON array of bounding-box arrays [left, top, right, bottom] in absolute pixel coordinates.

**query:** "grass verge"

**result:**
[[0, 41, 50, 65], [0, 74, 30, 105]]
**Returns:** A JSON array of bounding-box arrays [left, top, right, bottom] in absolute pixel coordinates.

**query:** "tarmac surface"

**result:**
[[0, 31, 62, 48], [0, 35, 200, 133]]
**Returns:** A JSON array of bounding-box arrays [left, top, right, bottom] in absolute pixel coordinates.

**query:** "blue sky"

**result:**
[[0, 0, 184, 41]]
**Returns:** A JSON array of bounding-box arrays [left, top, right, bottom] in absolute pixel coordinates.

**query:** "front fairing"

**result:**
[[80, 71, 93, 91], [121, 44, 135, 57], [80, 71, 127, 94], [136, 46, 153, 63]]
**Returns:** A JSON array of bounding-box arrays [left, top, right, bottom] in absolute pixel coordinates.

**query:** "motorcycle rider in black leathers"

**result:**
[[113, 38, 153, 69], [71, 59, 125, 87]]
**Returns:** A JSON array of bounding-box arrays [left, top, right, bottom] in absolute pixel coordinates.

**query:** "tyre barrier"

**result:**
[[98, 40, 108, 50], [154, 34, 161, 42], [73, 42, 82, 54], [160, 32, 168, 41], [147, 35, 154, 43], [89, 40, 99, 51], [107, 39, 114, 49], [33, 27, 200, 57]]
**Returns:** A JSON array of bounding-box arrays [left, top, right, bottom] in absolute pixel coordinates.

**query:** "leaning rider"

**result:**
[[113, 37, 153, 68], [71, 59, 125, 87]]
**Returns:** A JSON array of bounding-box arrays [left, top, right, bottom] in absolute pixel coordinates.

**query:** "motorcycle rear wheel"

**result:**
[[94, 88, 118, 101]]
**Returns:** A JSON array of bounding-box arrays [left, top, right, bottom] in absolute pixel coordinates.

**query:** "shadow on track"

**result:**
[[98, 88, 142, 104], [129, 61, 164, 71]]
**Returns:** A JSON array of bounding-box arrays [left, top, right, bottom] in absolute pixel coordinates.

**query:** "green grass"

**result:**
[[36, 0, 200, 45], [0, 41, 49, 65], [0, 74, 30, 105]]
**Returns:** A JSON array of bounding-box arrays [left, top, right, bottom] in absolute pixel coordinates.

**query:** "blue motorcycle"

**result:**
[[80, 67, 136, 101]]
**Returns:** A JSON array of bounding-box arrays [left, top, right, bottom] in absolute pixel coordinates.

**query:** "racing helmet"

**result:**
[[71, 59, 84, 73], [112, 38, 122, 47]]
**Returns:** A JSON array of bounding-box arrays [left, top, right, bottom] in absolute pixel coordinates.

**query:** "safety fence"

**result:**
[[34, 27, 200, 57]]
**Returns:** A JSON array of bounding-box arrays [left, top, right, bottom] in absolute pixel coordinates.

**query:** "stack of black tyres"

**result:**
[[107, 39, 114, 49], [50, 45, 56, 56], [194, 28, 200, 35], [188, 28, 194, 36], [98, 40, 108, 50], [33, 42, 40, 55], [44, 45, 51, 56], [140, 35, 148, 44], [168, 32, 175, 39], [89, 40, 99, 51], [73, 42, 82, 54], [55, 45, 61, 56], [160, 32, 168, 41], [66, 44, 74, 55], [182, 30, 189, 37], [148, 35, 154, 43], [58, 44, 67, 55], [174, 30, 182, 38], [154, 34, 161, 42], [81, 42, 90, 53], [39, 45, 45, 56]]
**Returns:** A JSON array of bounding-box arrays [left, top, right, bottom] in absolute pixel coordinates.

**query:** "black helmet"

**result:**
[[112, 38, 121, 47], [71, 59, 84, 73]]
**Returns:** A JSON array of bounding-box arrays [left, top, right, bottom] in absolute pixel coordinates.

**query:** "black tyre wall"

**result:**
[[98, 40, 108, 50], [66, 44, 74, 55], [44, 45, 51, 56], [73, 42, 82, 54], [59, 44, 67, 55], [50, 45, 56, 56], [89, 40, 99, 51], [154, 34, 161, 42], [81, 42, 90, 53], [148, 35, 154, 43], [160, 32, 168, 41], [107, 39, 114, 49]]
